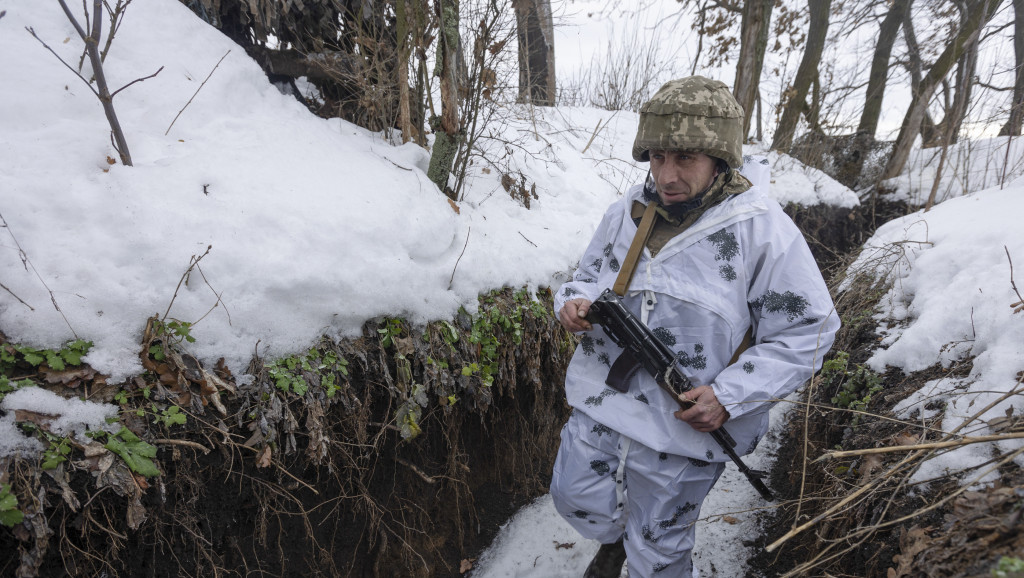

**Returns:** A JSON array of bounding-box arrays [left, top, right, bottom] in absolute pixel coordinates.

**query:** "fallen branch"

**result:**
[[814, 432, 1024, 462]]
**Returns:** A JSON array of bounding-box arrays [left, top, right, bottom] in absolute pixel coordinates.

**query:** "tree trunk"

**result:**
[[396, 0, 414, 144], [1000, 0, 1024, 135], [733, 0, 775, 141], [857, 0, 913, 136], [770, 0, 832, 153], [513, 0, 556, 105], [881, 0, 999, 182], [427, 0, 463, 199], [936, 27, 979, 146], [902, 6, 941, 146]]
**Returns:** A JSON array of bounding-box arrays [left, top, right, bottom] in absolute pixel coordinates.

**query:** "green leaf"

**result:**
[[21, 351, 44, 366], [105, 427, 160, 477], [45, 351, 65, 371]]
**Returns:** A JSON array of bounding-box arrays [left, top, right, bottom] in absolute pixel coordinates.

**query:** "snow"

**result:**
[[1, 0, 1022, 575]]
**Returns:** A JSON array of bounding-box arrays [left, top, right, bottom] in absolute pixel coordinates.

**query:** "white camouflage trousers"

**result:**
[[551, 411, 725, 578]]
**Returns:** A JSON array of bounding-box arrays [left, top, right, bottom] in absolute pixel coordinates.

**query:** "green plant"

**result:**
[[99, 427, 160, 477], [1, 339, 92, 373], [152, 319, 196, 346], [0, 483, 23, 527], [266, 345, 349, 398], [40, 433, 72, 470], [825, 351, 883, 426], [156, 405, 187, 427], [992, 556, 1024, 577], [377, 317, 405, 349], [395, 383, 429, 440], [0, 375, 34, 404]]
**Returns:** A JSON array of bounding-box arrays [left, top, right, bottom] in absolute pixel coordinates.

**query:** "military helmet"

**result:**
[[632, 76, 744, 168]]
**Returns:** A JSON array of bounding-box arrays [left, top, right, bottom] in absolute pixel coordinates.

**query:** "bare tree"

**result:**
[[734, 0, 775, 140], [1000, 0, 1024, 135], [881, 0, 1002, 182], [427, 0, 463, 198], [771, 0, 833, 152], [513, 0, 556, 105], [858, 0, 913, 137], [29, 0, 161, 166]]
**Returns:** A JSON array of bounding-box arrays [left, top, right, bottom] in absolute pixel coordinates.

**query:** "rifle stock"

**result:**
[[586, 288, 774, 501]]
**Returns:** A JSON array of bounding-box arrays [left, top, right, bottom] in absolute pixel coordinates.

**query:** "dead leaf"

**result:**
[[722, 515, 740, 525], [106, 156, 117, 165], [460, 559, 474, 573], [41, 365, 97, 386], [889, 526, 933, 577], [447, 198, 460, 214], [859, 454, 883, 484], [256, 445, 272, 469], [891, 430, 922, 446], [13, 409, 57, 428], [554, 541, 575, 550]]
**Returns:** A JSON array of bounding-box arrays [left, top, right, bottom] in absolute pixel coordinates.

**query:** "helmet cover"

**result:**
[[632, 76, 744, 168]]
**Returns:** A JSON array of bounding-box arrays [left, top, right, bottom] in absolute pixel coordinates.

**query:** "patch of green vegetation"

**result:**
[[266, 344, 349, 398], [992, 556, 1024, 577], [2, 339, 92, 374], [0, 483, 23, 528], [824, 351, 883, 426]]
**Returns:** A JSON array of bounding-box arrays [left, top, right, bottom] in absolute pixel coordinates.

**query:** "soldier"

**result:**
[[551, 76, 839, 577]]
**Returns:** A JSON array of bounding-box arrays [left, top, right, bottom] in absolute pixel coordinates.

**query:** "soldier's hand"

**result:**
[[559, 298, 593, 333], [674, 385, 730, 432]]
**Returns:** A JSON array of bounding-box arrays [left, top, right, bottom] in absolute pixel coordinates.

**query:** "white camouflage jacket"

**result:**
[[554, 161, 839, 462]]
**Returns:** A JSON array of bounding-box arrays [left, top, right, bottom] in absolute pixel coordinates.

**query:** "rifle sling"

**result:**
[[612, 201, 658, 297], [607, 201, 754, 380]]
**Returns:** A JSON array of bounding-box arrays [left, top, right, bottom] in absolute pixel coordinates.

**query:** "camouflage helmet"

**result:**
[[632, 76, 744, 168]]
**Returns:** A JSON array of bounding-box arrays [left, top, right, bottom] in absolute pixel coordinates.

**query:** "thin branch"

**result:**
[[25, 26, 100, 97], [162, 246, 212, 321], [110, 65, 163, 99], [1007, 246, 1024, 311], [814, 432, 1024, 462], [165, 50, 231, 136], [0, 211, 77, 337], [448, 227, 471, 290], [0, 282, 33, 311]]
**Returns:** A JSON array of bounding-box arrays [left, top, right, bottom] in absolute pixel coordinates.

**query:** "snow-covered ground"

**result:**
[[2, 1, 1023, 576]]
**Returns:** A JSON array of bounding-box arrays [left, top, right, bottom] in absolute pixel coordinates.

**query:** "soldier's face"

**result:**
[[649, 149, 718, 205]]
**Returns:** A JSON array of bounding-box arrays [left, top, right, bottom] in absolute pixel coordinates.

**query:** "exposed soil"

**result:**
[[0, 288, 574, 578]]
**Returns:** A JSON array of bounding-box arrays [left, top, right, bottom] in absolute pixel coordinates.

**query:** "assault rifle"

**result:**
[[585, 288, 774, 501]]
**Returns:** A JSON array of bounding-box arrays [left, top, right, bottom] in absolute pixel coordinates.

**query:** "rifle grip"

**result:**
[[606, 350, 640, 393]]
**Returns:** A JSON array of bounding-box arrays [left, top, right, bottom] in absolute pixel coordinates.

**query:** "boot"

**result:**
[[583, 539, 626, 578]]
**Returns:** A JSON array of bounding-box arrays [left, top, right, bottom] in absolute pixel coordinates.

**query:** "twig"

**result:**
[[1007, 246, 1024, 312], [395, 456, 437, 484], [0, 282, 33, 310], [813, 432, 1024, 462], [0, 210, 77, 337], [518, 231, 537, 247], [165, 50, 230, 136], [581, 118, 603, 154], [151, 438, 211, 454], [448, 226, 471, 290], [25, 26, 99, 97], [110, 65, 163, 98], [162, 245, 212, 321]]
